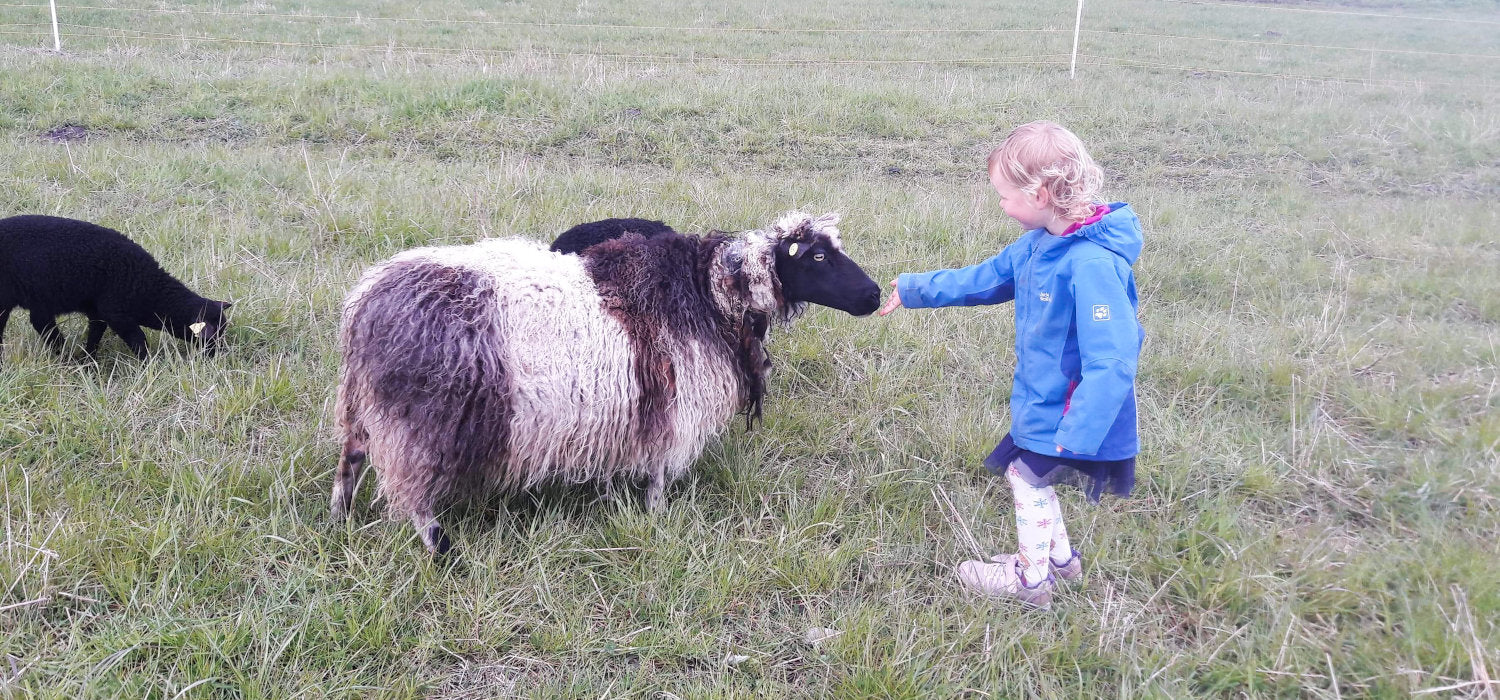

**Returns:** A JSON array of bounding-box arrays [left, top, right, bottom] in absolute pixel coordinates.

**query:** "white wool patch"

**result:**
[[772, 210, 844, 250], [734, 230, 782, 314]]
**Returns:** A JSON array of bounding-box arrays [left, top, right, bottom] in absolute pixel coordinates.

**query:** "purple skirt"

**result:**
[[983, 433, 1134, 503]]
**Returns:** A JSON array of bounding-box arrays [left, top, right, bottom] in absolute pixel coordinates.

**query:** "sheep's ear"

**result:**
[[219, 300, 234, 310]]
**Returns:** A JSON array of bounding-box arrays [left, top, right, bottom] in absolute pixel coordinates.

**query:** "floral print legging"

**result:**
[[1006, 461, 1073, 584]]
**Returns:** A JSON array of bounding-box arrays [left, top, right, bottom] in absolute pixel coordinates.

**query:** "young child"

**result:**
[[878, 121, 1143, 609]]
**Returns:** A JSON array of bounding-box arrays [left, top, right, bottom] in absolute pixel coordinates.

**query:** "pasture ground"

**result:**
[[1, 0, 1497, 696]]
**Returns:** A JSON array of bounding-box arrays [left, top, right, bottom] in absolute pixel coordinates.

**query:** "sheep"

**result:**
[[0, 215, 232, 360], [550, 217, 677, 255], [332, 211, 881, 555]]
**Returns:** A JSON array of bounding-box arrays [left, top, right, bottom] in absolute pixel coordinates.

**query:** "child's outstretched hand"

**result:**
[[877, 279, 903, 316]]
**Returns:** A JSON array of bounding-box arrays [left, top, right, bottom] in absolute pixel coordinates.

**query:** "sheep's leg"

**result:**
[[83, 316, 108, 356], [643, 463, 668, 513], [330, 436, 367, 520], [597, 479, 620, 506], [410, 509, 452, 558], [28, 313, 66, 354]]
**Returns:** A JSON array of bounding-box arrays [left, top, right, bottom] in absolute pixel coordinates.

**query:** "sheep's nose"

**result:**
[[853, 289, 882, 317]]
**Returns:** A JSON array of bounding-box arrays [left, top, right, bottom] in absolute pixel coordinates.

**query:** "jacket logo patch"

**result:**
[[1039, 292, 1051, 302], [1092, 305, 1111, 321]]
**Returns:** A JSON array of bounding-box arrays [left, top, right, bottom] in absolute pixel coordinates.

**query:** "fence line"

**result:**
[[52, 25, 1077, 66], [3, 2, 1491, 87], [19, 0, 1498, 27], [4, 1, 1495, 62], [30, 24, 1492, 89], [1085, 29, 1500, 61], [1161, 0, 1500, 26], [0, 3, 1068, 33], [1082, 54, 1496, 89]]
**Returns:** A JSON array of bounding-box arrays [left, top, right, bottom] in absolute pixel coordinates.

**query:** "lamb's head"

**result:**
[[164, 298, 233, 355], [764, 211, 881, 317]]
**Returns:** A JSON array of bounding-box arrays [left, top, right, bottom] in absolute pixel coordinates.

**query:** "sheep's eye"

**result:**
[[813, 253, 826, 262]]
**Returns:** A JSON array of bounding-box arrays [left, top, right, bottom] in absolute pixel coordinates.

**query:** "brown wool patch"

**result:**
[[337, 259, 514, 513]]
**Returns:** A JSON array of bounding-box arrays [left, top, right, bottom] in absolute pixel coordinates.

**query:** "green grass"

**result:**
[[1, 0, 1497, 696]]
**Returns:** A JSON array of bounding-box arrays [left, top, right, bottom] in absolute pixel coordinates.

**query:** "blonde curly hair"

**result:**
[[987, 121, 1104, 223]]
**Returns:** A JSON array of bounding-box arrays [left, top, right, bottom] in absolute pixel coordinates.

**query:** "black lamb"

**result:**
[[550, 217, 678, 255], [0, 215, 231, 360]]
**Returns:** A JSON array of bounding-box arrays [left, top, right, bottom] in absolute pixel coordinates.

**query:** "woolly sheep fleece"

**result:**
[[333, 212, 857, 546]]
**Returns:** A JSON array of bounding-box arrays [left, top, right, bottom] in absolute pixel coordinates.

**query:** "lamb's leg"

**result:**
[[28, 313, 65, 354], [107, 321, 148, 359], [330, 436, 367, 520], [410, 509, 452, 558], [83, 316, 108, 356]]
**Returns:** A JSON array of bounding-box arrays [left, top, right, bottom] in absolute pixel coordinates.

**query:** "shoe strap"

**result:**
[[1013, 560, 1055, 589]]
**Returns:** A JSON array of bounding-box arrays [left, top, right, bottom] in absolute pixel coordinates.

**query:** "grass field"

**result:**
[[1, 0, 1498, 696]]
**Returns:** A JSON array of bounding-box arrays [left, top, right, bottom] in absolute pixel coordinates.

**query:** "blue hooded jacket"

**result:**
[[897, 204, 1143, 460]]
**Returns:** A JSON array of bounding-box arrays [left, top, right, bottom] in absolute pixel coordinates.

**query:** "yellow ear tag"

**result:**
[[189, 322, 207, 338], [788, 243, 799, 257]]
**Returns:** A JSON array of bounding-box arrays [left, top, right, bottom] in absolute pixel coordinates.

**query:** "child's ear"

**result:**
[[1032, 187, 1052, 209]]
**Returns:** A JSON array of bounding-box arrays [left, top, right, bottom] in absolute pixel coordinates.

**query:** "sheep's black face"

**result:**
[[774, 235, 881, 316], [167, 299, 233, 355]]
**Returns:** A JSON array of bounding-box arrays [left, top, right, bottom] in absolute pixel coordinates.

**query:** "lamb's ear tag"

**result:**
[[189, 322, 207, 338], [788, 243, 799, 257]]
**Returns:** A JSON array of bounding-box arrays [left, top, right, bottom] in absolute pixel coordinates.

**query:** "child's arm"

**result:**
[[1053, 258, 1141, 456], [885, 246, 1020, 312]]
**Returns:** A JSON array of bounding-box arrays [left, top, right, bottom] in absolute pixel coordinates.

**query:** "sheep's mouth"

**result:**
[[833, 288, 882, 317]]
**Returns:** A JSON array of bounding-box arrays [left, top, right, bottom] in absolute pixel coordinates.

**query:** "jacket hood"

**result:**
[[1076, 203, 1142, 265]]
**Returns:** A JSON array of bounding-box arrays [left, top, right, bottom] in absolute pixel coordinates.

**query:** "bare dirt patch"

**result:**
[[41, 125, 90, 143]]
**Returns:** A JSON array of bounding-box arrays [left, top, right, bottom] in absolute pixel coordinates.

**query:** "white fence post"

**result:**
[[1070, 0, 1083, 78], [49, 0, 61, 51]]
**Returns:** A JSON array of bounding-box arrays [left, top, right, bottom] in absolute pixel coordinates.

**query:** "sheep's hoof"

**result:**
[[330, 485, 357, 521], [330, 487, 355, 521], [411, 512, 452, 558], [643, 485, 666, 513], [426, 524, 452, 558]]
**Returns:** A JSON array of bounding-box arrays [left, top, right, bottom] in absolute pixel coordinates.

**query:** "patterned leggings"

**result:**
[[1006, 461, 1073, 584]]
